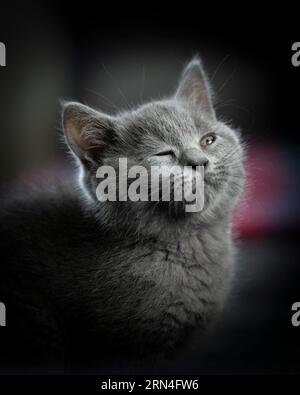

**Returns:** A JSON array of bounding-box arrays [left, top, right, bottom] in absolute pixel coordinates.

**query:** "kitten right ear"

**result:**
[[62, 102, 115, 163], [175, 57, 215, 119]]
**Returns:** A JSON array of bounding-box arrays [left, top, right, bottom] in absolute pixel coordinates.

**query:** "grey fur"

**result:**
[[0, 57, 245, 366]]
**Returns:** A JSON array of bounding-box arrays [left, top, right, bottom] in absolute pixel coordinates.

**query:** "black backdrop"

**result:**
[[0, 4, 300, 374]]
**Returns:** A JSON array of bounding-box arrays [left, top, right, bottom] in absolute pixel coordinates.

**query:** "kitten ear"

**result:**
[[62, 102, 114, 163], [175, 57, 215, 119]]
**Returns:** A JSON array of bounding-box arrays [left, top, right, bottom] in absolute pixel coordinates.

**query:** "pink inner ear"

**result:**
[[191, 79, 214, 115], [62, 102, 114, 161], [64, 119, 93, 159], [65, 118, 108, 162], [190, 78, 206, 101], [176, 59, 215, 119], [65, 119, 85, 151]]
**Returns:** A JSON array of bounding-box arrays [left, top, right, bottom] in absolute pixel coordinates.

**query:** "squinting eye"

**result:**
[[200, 134, 216, 147], [155, 150, 175, 158]]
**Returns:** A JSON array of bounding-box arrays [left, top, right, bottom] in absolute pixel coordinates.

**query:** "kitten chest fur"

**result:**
[[127, 227, 232, 318], [78, 222, 234, 353]]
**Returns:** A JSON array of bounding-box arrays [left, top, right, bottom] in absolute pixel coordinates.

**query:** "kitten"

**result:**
[[0, 57, 245, 370]]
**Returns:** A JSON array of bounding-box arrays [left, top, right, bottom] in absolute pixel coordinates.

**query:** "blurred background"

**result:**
[[0, 3, 300, 373]]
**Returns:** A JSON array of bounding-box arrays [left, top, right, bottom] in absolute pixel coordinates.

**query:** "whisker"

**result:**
[[101, 64, 132, 109], [84, 88, 119, 112], [211, 54, 231, 81], [217, 67, 237, 94]]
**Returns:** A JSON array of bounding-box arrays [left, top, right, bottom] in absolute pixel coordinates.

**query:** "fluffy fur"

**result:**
[[0, 57, 245, 369]]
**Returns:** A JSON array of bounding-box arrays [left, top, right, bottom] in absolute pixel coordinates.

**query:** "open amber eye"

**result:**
[[200, 134, 216, 147]]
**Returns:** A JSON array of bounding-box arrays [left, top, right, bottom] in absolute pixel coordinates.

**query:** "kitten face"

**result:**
[[62, 57, 245, 234]]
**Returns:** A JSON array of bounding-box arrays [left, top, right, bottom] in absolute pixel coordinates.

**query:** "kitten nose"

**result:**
[[181, 148, 209, 169]]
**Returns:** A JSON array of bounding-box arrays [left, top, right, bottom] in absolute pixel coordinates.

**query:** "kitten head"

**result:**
[[62, 57, 245, 237]]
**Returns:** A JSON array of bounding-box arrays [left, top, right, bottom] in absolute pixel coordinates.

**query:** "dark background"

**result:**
[[0, 4, 300, 373]]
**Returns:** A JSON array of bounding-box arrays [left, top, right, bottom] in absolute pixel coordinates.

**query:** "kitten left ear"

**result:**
[[62, 102, 115, 163], [175, 57, 216, 119]]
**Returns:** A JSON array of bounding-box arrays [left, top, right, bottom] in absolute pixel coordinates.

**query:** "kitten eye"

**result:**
[[155, 150, 175, 158], [200, 134, 216, 147]]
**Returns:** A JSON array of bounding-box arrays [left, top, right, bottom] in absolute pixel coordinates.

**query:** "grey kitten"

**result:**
[[0, 57, 245, 369]]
